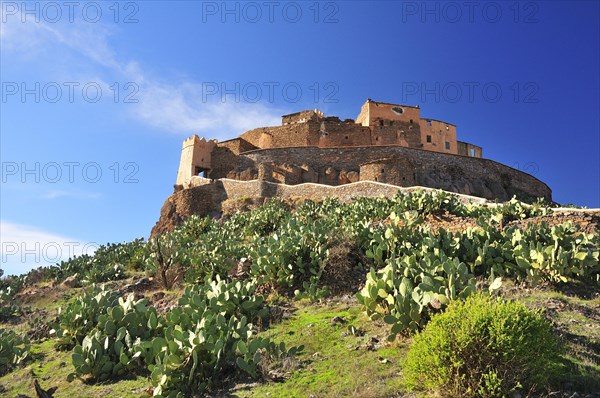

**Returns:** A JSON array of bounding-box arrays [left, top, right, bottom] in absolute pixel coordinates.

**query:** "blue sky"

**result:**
[[1, 0, 599, 275]]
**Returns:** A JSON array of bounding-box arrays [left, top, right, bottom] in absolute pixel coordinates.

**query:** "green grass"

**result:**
[[0, 339, 149, 398], [230, 298, 410, 398], [2, 281, 598, 397], [502, 281, 600, 393]]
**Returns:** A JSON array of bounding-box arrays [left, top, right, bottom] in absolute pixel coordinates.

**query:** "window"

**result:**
[[345, 136, 349, 139], [392, 106, 404, 115], [427, 120, 432, 126], [195, 167, 208, 178], [410, 119, 413, 124], [426, 135, 432, 143], [379, 120, 384, 126], [381, 169, 385, 173], [375, 136, 379, 141], [445, 141, 451, 150], [470, 148, 475, 156]]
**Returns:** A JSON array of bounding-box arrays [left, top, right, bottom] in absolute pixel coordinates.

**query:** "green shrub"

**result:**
[[404, 294, 563, 397]]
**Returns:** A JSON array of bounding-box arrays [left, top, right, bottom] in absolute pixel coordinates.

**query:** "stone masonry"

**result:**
[[154, 99, 552, 235]]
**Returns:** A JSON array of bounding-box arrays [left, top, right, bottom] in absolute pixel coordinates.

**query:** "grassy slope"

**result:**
[[503, 281, 600, 393], [1, 201, 598, 397], [2, 282, 598, 397], [232, 298, 408, 398]]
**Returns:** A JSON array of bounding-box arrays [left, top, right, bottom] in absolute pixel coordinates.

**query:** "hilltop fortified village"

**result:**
[[152, 99, 551, 235]]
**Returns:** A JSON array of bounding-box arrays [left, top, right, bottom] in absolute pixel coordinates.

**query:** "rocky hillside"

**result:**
[[1, 190, 598, 397]]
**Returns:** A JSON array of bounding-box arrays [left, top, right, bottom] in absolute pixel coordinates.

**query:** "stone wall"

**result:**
[[419, 118, 457, 154], [237, 146, 551, 201], [360, 158, 416, 186], [457, 141, 483, 158], [240, 122, 321, 149], [359, 101, 422, 126], [371, 120, 422, 148], [318, 121, 371, 147], [282, 109, 323, 125]]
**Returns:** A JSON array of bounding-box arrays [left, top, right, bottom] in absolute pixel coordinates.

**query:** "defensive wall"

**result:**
[[207, 145, 551, 201]]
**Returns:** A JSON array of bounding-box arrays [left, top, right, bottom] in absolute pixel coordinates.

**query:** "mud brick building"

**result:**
[[152, 99, 551, 236]]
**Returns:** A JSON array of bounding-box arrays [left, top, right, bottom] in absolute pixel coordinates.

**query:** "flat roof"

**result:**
[[281, 110, 317, 118], [421, 117, 456, 127], [367, 99, 420, 109]]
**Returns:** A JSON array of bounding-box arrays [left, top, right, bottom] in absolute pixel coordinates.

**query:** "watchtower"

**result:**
[[175, 135, 217, 186]]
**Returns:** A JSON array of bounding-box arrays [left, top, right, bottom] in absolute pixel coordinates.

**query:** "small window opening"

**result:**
[[195, 166, 208, 178], [410, 119, 413, 124], [375, 137, 379, 141], [470, 148, 475, 156], [379, 120, 384, 126], [381, 169, 385, 173], [426, 135, 432, 143], [427, 120, 432, 126], [345, 135, 349, 139], [445, 141, 451, 150]]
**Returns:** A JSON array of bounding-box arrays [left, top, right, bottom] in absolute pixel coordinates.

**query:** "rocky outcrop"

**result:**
[[151, 184, 219, 237]]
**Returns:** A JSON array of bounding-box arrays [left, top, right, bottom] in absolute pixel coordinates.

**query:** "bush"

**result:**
[[404, 294, 563, 397]]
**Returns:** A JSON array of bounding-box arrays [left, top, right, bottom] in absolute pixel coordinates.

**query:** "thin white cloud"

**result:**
[[1, 9, 284, 137], [0, 220, 98, 276], [41, 190, 102, 200], [130, 78, 283, 135]]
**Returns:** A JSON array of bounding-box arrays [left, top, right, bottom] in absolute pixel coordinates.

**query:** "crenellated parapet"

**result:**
[[175, 135, 217, 187]]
